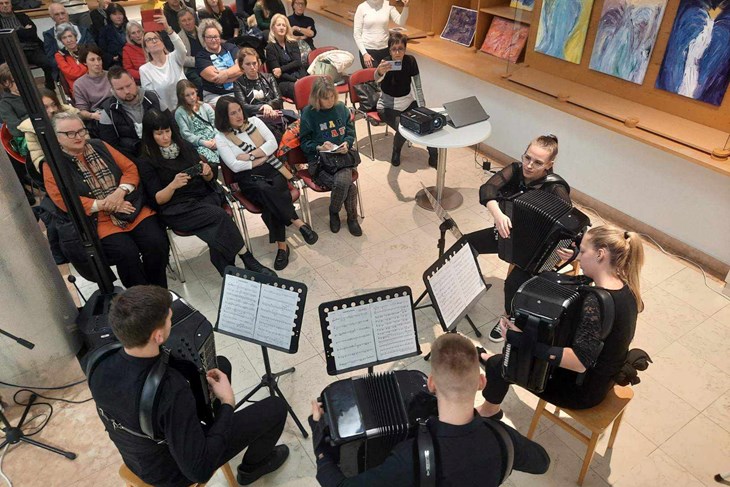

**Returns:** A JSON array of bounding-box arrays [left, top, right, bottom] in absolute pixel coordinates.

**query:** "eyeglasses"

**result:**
[[57, 128, 88, 139], [144, 37, 161, 44], [390, 47, 405, 53], [204, 35, 221, 40], [521, 153, 548, 169]]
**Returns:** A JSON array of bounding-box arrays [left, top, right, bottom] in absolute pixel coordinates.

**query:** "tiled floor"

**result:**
[[2, 120, 729, 486]]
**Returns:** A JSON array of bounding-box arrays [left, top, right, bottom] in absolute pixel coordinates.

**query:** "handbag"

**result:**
[[317, 148, 360, 175], [113, 188, 145, 222], [353, 81, 381, 112]]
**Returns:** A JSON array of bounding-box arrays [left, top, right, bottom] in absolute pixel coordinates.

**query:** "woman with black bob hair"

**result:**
[[137, 108, 275, 277]]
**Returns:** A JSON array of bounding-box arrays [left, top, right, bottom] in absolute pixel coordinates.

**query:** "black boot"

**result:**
[[240, 251, 277, 277], [391, 132, 406, 166], [329, 211, 341, 233], [428, 147, 438, 168]]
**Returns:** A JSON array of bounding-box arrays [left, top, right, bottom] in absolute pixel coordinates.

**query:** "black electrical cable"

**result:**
[[0, 378, 87, 391]]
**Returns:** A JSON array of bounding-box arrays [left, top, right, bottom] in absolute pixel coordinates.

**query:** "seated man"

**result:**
[[88, 285, 291, 486], [310, 333, 551, 486], [43, 2, 95, 80], [177, 9, 204, 88], [0, 0, 54, 89], [99, 66, 162, 159]]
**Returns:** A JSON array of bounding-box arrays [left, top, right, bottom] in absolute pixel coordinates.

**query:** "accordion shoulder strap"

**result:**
[[481, 418, 515, 484], [416, 419, 437, 487]]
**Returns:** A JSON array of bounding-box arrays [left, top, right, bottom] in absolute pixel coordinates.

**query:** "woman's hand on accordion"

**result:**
[[500, 316, 522, 337], [494, 212, 512, 239], [206, 369, 235, 407]]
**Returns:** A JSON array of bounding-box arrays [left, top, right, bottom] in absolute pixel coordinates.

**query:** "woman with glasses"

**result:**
[[464, 135, 573, 342], [198, 0, 239, 41], [353, 0, 409, 68], [288, 0, 316, 49], [139, 14, 187, 111], [195, 19, 242, 105], [45, 112, 169, 288]]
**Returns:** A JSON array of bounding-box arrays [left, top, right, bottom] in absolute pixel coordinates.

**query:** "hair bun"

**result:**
[[624, 231, 630, 240]]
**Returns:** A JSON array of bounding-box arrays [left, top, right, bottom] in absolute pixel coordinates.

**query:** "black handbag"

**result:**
[[353, 81, 381, 112], [317, 148, 361, 175], [113, 188, 145, 222]]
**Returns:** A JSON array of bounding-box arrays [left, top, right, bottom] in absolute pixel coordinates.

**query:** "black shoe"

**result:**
[[488, 321, 504, 343], [237, 444, 290, 485], [273, 246, 290, 271], [347, 218, 362, 237], [391, 148, 401, 167], [299, 224, 319, 244], [428, 148, 438, 168], [240, 251, 277, 277], [329, 212, 341, 233]]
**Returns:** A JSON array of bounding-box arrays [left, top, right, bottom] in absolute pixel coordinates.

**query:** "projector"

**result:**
[[400, 107, 446, 135]]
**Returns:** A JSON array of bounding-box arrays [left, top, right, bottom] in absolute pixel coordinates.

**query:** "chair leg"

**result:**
[[355, 179, 365, 219], [238, 206, 252, 252], [607, 410, 625, 449], [221, 463, 237, 487], [167, 229, 186, 283], [578, 433, 600, 486], [366, 121, 375, 160], [299, 184, 312, 226], [527, 399, 547, 439]]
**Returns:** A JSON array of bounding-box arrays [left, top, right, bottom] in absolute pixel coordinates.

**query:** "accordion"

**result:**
[[501, 272, 585, 393], [320, 370, 430, 475], [498, 190, 590, 274]]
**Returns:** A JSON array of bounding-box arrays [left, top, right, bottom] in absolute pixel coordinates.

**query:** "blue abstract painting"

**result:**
[[589, 0, 668, 84], [535, 0, 596, 64], [656, 0, 730, 106]]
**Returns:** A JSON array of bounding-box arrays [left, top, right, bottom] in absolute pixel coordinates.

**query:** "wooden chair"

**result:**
[[526, 385, 634, 486], [119, 462, 236, 487]]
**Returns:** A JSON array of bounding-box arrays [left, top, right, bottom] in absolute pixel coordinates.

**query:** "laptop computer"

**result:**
[[443, 96, 490, 128]]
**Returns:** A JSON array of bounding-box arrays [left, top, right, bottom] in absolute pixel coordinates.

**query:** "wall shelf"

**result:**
[[479, 5, 532, 24]]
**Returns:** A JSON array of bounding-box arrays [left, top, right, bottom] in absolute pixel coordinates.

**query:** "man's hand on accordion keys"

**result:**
[[206, 369, 235, 407]]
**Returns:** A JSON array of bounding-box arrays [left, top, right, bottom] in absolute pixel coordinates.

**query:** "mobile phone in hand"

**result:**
[[183, 164, 203, 177], [387, 60, 402, 71]]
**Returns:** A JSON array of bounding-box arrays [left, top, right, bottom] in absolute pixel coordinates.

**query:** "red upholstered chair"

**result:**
[[1, 123, 25, 164], [348, 68, 387, 160], [293, 74, 325, 111], [307, 46, 350, 103]]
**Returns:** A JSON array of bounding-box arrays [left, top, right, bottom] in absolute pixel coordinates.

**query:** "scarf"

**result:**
[[160, 142, 181, 160], [226, 122, 292, 179], [72, 144, 128, 228]]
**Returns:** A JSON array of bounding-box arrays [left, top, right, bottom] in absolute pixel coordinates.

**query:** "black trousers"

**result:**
[[215, 357, 288, 469], [23, 46, 55, 89], [100, 215, 169, 288], [358, 47, 389, 68], [278, 81, 295, 100]]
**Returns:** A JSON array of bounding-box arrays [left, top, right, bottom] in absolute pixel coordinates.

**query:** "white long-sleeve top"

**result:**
[[353, 0, 409, 55], [215, 117, 278, 173], [139, 32, 187, 111]]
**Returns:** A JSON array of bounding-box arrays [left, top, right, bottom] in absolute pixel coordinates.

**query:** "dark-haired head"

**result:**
[[106, 3, 128, 26], [79, 44, 104, 64], [388, 31, 408, 51], [141, 109, 187, 160], [109, 285, 172, 348], [214, 96, 247, 133]]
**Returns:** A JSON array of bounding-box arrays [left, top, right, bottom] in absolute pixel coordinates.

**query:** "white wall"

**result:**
[[312, 12, 730, 266]]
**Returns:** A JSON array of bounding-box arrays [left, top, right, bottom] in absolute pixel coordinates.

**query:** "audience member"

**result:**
[[56, 0, 91, 28], [99, 66, 162, 159], [0, 0, 54, 89], [122, 21, 145, 83], [138, 109, 274, 276], [89, 0, 110, 43], [198, 0, 239, 41], [43, 2, 95, 78], [174, 79, 220, 164], [163, 0, 196, 33], [478, 225, 645, 416], [99, 3, 128, 69], [376, 32, 437, 168], [288, 0, 315, 49], [88, 286, 290, 487], [74, 45, 111, 129], [353, 0, 409, 68], [0, 63, 29, 156], [264, 14, 307, 100], [47, 112, 169, 288], [54, 23, 89, 97], [195, 19, 241, 105], [215, 96, 318, 270], [253, 0, 285, 34], [140, 15, 187, 111], [177, 9, 204, 87], [311, 333, 551, 486], [300, 77, 362, 236]]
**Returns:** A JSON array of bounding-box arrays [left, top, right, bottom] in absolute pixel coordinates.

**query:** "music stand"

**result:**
[[319, 287, 421, 376], [216, 266, 308, 437]]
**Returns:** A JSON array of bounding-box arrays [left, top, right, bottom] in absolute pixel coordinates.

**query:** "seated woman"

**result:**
[[214, 96, 318, 270], [264, 14, 308, 100], [140, 15, 187, 111], [174, 79, 220, 164], [477, 225, 645, 416], [254, 0, 286, 35], [0, 63, 29, 156], [138, 109, 274, 277], [122, 21, 145, 83], [288, 0, 316, 50], [99, 3, 128, 69], [45, 112, 169, 288], [195, 19, 242, 105], [198, 0, 239, 41], [54, 23, 89, 98], [376, 32, 437, 168], [233, 47, 297, 138], [90, 0, 112, 44], [299, 77, 362, 236], [73, 45, 111, 134]]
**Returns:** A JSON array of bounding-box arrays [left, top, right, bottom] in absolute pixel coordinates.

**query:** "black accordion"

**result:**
[[501, 272, 585, 393], [498, 190, 590, 274], [320, 370, 430, 475]]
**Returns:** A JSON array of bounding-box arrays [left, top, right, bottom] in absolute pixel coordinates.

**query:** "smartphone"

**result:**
[[141, 8, 163, 32], [183, 164, 203, 177], [387, 60, 402, 71]]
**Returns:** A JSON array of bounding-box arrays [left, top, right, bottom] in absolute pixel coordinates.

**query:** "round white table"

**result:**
[[399, 111, 492, 211]]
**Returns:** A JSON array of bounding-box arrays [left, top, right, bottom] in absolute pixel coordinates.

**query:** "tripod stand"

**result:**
[[235, 346, 308, 438], [0, 394, 77, 460]]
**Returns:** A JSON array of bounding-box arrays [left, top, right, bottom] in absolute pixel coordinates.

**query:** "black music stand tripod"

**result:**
[[235, 346, 309, 438]]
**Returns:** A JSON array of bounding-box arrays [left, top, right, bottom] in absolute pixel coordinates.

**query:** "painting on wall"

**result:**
[[440, 6, 479, 47], [480, 18, 530, 63], [655, 0, 730, 106], [534, 0, 596, 64], [589, 0, 668, 84], [511, 0, 536, 11]]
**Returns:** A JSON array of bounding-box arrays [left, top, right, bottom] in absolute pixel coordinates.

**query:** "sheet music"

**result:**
[[428, 244, 486, 328], [327, 306, 377, 370], [253, 285, 299, 350], [218, 275, 260, 337], [371, 296, 417, 361]]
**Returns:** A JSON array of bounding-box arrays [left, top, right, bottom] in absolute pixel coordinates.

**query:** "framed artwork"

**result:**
[[655, 0, 730, 106], [440, 6, 479, 47], [481, 18, 530, 63], [535, 0, 596, 64], [589, 0, 668, 84], [511, 0, 536, 11]]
